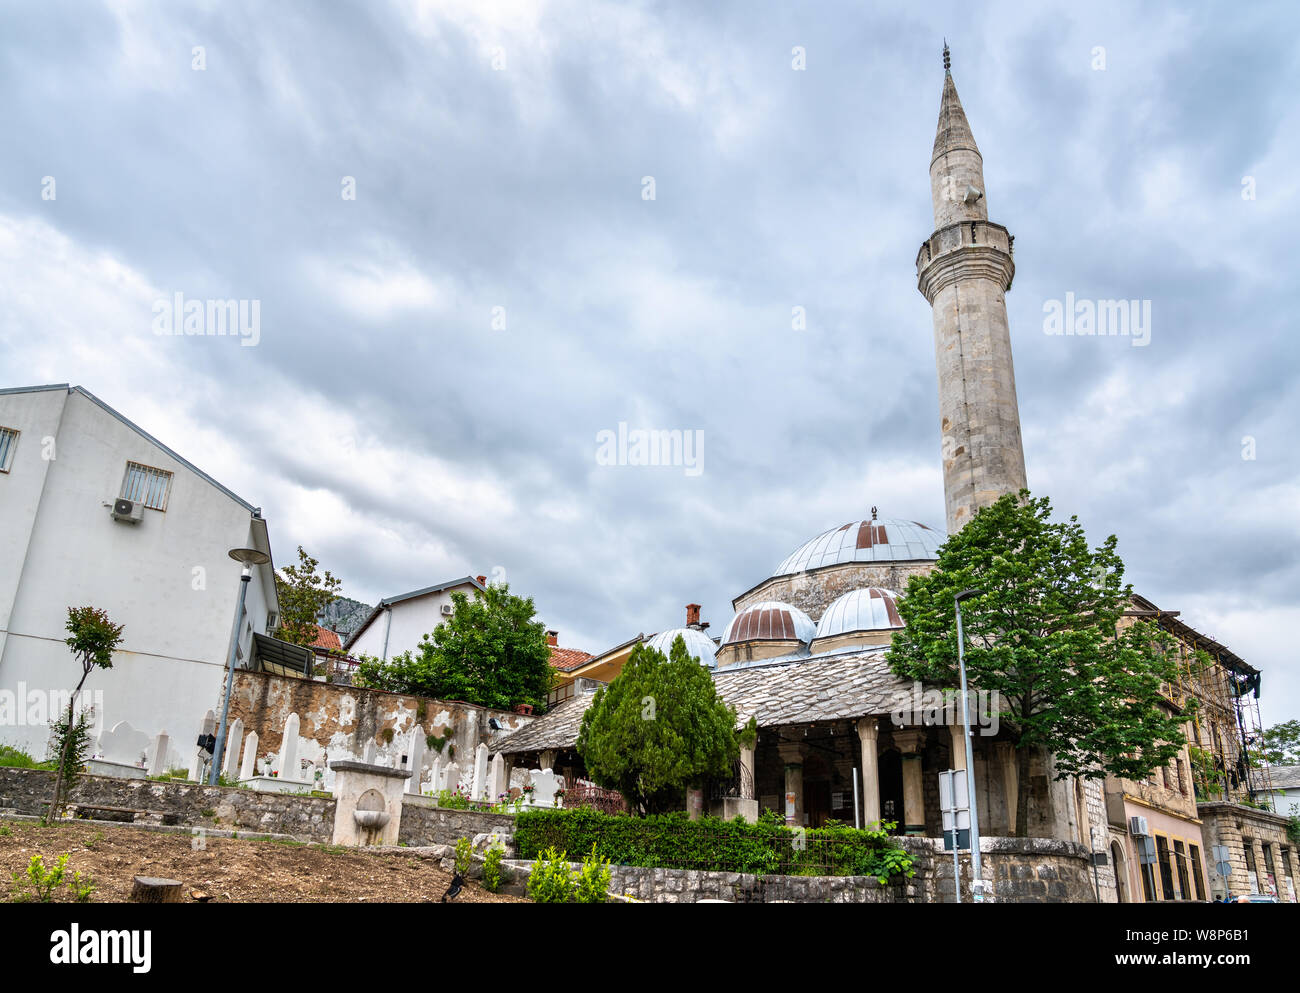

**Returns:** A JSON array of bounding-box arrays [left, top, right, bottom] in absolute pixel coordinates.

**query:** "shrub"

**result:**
[[515, 807, 914, 883], [11, 854, 68, 902], [527, 847, 574, 903], [0, 745, 38, 769], [483, 843, 506, 893], [437, 787, 471, 810], [454, 837, 473, 876], [575, 844, 611, 903]]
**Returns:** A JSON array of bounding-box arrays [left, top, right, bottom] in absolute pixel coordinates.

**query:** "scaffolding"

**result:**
[[1130, 594, 1275, 810]]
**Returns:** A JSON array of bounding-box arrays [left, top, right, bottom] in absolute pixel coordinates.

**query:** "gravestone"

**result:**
[[188, 710, 216, 782], [406, 726, 426, 795], [222, 718, 244, 781], [471, 743, 490, 800], [363, 740, 377, 764], [427, 756, 444, 795], [277, 713, 301, 781], [97, 721, 150, 766], [529, 768, 564, 808], [146, 731, 170, 777], [239, 731, 259, 780], [443, 761, 462, 796], [488, 753, 506, 802]]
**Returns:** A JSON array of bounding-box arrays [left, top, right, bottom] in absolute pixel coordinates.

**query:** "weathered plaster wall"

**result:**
[[223, 670, 532, 791]]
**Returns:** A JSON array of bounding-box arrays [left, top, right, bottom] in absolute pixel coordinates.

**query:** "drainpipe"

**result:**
[[381, 606, 393, 661]]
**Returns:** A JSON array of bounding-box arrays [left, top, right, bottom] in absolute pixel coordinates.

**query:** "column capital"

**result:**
[[856, 717, 879, 743], [777, 740, 805, 766], [893, 729, 926, 755]]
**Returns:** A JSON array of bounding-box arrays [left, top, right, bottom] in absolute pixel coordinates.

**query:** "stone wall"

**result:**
[[223, 670, 532, 790], [0, 767, 336, 841], [398, 801, 517, 850]]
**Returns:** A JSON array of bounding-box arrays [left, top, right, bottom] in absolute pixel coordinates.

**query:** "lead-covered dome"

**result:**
[[644, 627, 718, 667], [773, 515, 945, 577], [721, 601, 816, 646], [815, 587, 904, 639]]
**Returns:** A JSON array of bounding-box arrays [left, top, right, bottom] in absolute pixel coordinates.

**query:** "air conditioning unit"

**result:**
[[440, 604, 454, 616], [110, 498, 144, 524], [1129, 815, 1150, 837]]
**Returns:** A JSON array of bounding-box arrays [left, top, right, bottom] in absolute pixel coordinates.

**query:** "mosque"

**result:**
[[497, 47, 1099, 846]]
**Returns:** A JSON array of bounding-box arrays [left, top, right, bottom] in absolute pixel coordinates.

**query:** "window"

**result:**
[[121, 461, 173, 511], [1174, 840, 1191, 901], [1156, 836, 1175, 900], [1189, 843, 1206, 900], [0, 426, 17, 472]]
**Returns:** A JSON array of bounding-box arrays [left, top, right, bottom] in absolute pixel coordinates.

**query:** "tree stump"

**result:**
[[130, 876, 184, 903]]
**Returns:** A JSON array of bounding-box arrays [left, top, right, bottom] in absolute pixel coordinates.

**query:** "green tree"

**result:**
[[274, 546, 344, 647], [576, 635, 739, 816], [1259, 720, 1300, 766], [356, 583, 553, 711], [46, 606, 124, 825], [885, 492, 1189, 836]]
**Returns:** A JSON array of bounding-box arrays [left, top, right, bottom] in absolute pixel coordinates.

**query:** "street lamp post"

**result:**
[[209, 547, 270, 786], [955, 587, 984, 900]]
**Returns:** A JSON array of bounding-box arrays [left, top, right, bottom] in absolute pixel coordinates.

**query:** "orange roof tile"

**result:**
[[550, 645, 593, 672]]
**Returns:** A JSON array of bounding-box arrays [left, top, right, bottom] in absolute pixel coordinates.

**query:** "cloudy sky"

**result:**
[[2, 1, 1296, 725]]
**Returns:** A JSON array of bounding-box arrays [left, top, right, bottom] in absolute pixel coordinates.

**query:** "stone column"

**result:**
[[1286, 846, 1300, 903], [539, 749, 557, 772], [894, 730, 927, 836], [1253, 838, 1270, 896], [996, 742, 1017, 835], [739, 744, 756, 800], [856, 718, 881, 827], [777, 741, 805, 827], [948, 724, 967, 771]]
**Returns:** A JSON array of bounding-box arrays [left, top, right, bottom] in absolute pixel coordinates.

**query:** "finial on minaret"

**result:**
[[943, 40, 951, 76], [871, 505, 878, 521]]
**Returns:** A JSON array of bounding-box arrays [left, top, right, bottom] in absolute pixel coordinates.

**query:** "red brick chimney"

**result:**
[[546, 630, 559, 647], [686, 603, 701, 627], [476, 574, 487, 586]]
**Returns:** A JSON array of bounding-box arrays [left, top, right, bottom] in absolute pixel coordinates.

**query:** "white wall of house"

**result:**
[[348, 582, 481, 661], [0, 385, 277, 764]]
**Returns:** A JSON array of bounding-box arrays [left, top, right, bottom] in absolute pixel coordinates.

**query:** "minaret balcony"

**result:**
[[915, 220, 1016, 300]]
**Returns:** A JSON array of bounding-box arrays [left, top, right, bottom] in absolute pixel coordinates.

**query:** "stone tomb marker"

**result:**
[[277, 712, 301, 782], [528, 768, 564, 808], [471, 743, 490, 800], [146, 731, 170, 776], [222, 718, 244, 781], [426, 756, 444, 795], [239, 730, 259, 781], [488, 752, 506, 802], [406, 726, 426, 795]]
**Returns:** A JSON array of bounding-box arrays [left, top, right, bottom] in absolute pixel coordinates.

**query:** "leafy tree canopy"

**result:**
[[1260, 720, 1300, 766], [357, 583, 553, 711], [577, 635, 739, 816], [275, 546, 344, 647], [885, 491, 1189, 835]]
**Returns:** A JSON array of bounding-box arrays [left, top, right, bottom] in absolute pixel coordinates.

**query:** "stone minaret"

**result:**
[[916, 45, 1027, 534]]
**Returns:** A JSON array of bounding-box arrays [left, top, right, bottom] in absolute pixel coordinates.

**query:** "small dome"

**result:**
[[721, 601, 816, 646], [815, 588, 904, 639], [644, 627, 718, 667], [773, 515, 945, 577]]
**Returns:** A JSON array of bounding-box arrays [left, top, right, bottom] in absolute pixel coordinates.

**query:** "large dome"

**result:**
[[644, 627, 718, 667], [773, 515, 945, 577], [721, 601, 816, 646], [815, 587, 904, 639]]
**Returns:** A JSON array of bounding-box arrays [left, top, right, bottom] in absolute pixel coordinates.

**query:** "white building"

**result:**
[[344, 576, 486, 660], [0, 384, 286, 766]]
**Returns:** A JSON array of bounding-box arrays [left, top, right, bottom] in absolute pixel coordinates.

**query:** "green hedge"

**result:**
[[514, 807, 914, 881]]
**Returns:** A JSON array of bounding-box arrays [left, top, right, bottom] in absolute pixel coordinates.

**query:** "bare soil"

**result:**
[[0, 818, 525, 903]]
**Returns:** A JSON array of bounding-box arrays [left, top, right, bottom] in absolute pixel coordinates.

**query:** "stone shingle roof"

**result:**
[[496, 649, 912, 755], [713, 649, 910, 727], [496, 697, 591, 755], [1266, 765, 1300, 791]]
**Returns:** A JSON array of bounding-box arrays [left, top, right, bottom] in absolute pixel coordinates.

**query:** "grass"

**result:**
[[0, 745, 56, 771]]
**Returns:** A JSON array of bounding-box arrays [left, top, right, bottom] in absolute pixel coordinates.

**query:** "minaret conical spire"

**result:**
[[916, 47, 1026, 534]]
